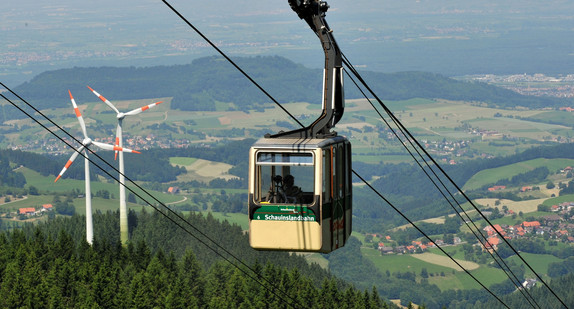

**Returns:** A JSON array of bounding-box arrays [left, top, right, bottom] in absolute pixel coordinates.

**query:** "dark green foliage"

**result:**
[[559, 180, 574, 196], [474, 273, 574, 309], [490, 166, 549, 188], [548, 257, 574, 278], [0, 149, 61, 177], [0, 141, 252, 183], [0, 212, 392, 308], [0, 151, 26, 188]]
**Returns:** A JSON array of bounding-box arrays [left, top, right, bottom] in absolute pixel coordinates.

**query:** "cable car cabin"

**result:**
[[248, 136, 351, 253], [249, 0, 351, 252]]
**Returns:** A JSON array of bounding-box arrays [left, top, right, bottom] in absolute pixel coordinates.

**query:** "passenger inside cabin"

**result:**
[[265, 174, 303, 203], [281, 174, 303, 203]]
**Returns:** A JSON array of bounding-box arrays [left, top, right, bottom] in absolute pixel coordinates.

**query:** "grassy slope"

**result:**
[[463, 158, 574, 191]]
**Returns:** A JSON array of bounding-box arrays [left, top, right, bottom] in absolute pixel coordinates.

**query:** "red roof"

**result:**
[[19, 207, 36, 214], [484, 236, 501, 249], [42, 204, 53, 209], [523, 221, 541, 227], [516, 226, 525, 236], [493, 224, 504, 233]]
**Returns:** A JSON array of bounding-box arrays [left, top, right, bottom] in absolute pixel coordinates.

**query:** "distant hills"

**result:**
[[10, 55, 569, 120]]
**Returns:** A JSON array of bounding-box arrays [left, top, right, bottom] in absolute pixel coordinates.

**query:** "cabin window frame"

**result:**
[[254, 151, 315, 205]]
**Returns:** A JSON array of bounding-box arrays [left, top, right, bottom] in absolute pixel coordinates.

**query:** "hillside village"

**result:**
[[374, 200, 574, 256]]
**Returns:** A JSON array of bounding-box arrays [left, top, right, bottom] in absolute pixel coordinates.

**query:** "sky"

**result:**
[[2, 0, 574, 86]]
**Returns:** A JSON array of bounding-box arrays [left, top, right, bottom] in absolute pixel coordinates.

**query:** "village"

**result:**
[[372, 200, 574, 256]]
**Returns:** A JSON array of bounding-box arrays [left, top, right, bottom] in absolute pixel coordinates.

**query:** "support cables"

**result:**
[[341, 54, 568, 309], [343, 66, 539, 308], [0, 83, 304, 309]]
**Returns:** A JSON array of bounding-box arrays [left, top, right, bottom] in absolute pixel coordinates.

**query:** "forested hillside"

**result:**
[[9, 56, 568, 121], [0, 151, 26, 188], [351, 142, 574, 232], [0, 139, 251, 184], [0, 210, 393, 308]]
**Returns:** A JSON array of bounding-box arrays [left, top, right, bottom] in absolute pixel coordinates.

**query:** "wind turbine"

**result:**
[[55, 90, 140, 245], [87, 85, 162, 245]]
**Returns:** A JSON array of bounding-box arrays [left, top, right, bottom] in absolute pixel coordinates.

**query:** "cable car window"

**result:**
[[256, 152, 314, 204]]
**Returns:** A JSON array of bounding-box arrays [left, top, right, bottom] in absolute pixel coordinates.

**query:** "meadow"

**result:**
[[463, 158, 574, 191]]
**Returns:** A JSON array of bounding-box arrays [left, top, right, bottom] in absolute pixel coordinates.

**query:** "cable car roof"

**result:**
[[252, 135, 348, 150]]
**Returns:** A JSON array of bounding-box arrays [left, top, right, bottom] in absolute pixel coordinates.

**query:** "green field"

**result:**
[[463, 158, 574, 190], [14, 166, 181, 210], [438, 265, 507, 291], [507, 253, 562, 281], [169, 157, 198, 166], [362, 247, 455, 275], [361, 245, 510, 291], [208, 212, 248, 230], [542, 194, 574, 206]]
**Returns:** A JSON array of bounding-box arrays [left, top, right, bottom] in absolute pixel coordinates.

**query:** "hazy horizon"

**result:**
[[2, 0, 574, 85]]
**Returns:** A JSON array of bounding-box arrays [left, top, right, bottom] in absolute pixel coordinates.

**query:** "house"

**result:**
[[18, 207, 36, 215], [395, 246, 406, 254], [515, 226, 525, 236], [543, 215, 563, 225], [484, 236, 500, 251], [488, 185, 506, 192], [167, 186, 180, 194], [522, 221, 541, 232], [42, 204, 53, 211], [522, 279, 537, 289], [380, 246, 394, 254], [521, 186, 533, 192], [484, 224, 506, 236]]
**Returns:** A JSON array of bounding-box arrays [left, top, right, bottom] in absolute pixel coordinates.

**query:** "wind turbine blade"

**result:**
[[55, 146, 85, 182], [87, 85, 120, 114], [69, 90, 88, 139], [92, 141, 141, 154], [125, 101, 163, 116]]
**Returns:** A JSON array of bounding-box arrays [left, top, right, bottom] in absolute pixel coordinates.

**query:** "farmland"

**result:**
[[4, 95, 574, 169]]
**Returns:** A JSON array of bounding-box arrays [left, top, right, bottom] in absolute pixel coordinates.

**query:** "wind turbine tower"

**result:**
[[55, 90, 140, 244], [87, 86, 162, 245]]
